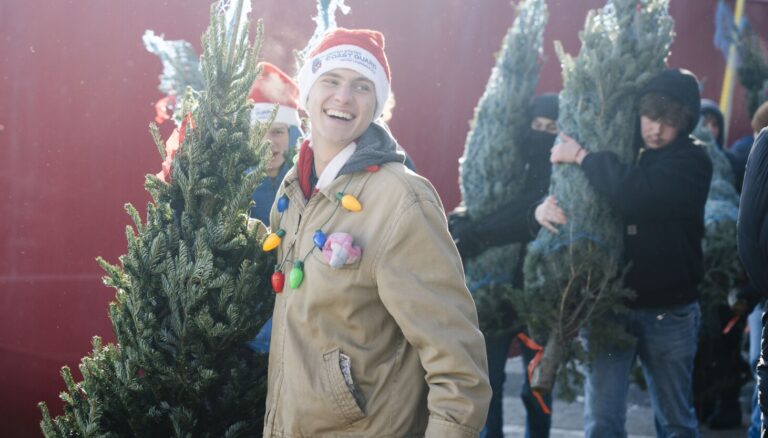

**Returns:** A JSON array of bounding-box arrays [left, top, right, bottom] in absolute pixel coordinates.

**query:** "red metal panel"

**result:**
[[1, 1, 767, 435]]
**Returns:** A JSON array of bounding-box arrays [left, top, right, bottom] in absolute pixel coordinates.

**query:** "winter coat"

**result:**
[[574, 68, 713, 309], [580, 136, 713, 308], [738, 131, 767, 413], [250, 162, 290, 225], [738, 128, 768, 297], [263, 125, 491, 438]]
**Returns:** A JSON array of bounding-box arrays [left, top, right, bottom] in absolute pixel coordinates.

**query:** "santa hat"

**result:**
[[297, 28, 391, 120], [249, 62, 301, 127]]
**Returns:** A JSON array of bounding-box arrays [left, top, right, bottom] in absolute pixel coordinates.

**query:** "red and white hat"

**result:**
[[297, 28, 391, 120], [249, 62, 301, 127]]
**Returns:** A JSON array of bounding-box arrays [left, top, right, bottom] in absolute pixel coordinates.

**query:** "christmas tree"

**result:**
[[690, 123, 746, 412], [519, 0, 674, 393], [458, 0, 547, 335], [692, 124, 742, 311], [38, 1, 276, 435], [735, 23, 768, 117]]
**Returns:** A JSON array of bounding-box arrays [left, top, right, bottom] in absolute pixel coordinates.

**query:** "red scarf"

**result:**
[[297, 139, 314, 200]]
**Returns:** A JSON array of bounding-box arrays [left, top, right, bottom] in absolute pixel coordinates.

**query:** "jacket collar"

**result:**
[[281, 163, 375, 213]]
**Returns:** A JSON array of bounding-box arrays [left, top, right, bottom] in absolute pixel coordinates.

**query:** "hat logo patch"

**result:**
[[324, 48, 378, 75], [312, 58, 322, 74]]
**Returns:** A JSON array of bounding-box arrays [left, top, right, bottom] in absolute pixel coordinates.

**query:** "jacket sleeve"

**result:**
[[579, 148, 712, 221], [471, 157, 552, 247], [475, 193, 543, 246], [738, 130, 768, 295], [373, 189, 491, 438]]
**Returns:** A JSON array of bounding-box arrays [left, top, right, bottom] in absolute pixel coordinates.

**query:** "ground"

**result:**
[[503, 357, 750, 437]]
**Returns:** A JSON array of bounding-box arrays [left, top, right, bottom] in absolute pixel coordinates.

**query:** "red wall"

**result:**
[[2, 1, 767, 435]]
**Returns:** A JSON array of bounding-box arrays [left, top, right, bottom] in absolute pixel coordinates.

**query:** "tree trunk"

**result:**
[[530, 335, 563, 394]]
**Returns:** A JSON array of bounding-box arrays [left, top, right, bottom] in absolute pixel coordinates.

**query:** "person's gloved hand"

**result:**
[[728, 282, 761, 316], [448, 208, 484, 260]]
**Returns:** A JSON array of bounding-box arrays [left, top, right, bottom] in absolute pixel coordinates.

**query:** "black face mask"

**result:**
[[525, 129, 557, 158]]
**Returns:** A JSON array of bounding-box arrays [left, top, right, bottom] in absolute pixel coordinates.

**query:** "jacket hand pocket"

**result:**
[[322, 348, 366, 424]]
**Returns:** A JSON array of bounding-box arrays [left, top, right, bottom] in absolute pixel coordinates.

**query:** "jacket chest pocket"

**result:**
[[309, 239, 363, 271], [322, 348, 367, 424]]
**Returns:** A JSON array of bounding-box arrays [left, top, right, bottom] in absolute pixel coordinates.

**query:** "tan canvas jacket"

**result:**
[[263, 161, 490, 437]]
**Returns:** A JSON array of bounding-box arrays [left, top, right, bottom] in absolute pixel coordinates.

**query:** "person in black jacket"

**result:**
[[733, 106, 768, 438], [738, 128, 768, 434], [543, 69, 713, 436], [449, 93, 559, 438]]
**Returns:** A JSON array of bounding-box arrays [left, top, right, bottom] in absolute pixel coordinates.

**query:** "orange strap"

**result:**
[[722, 314, 741, 335], [516, 332, 552, 415]]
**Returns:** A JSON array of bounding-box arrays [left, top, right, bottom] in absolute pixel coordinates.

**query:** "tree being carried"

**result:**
[[518, 0, 675, 394], [454, 0, 548, 336]]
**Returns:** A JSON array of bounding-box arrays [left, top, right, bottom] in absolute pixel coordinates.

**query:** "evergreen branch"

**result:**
[[735, 23, 768, 116], [124, 203, 144, 236], [150, 122, 167, 160], [461, 0, 548, 328]]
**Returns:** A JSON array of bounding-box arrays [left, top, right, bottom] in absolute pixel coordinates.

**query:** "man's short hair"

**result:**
[[639, 93, 695, 132]]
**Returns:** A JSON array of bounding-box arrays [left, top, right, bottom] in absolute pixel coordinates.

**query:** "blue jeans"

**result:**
[[583, 301, 701, 438], [482, 331, 551, 438]]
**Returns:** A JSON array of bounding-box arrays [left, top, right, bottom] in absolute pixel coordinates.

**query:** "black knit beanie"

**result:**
[[640, 68, 701, 134], [531, 93, 559, 121]]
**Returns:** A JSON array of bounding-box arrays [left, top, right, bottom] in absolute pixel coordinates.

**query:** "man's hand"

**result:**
[[534, 195, 567, 234], [550, 133, 588, 165]]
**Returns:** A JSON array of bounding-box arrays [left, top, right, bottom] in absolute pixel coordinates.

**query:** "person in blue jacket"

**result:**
[[247, 62, 303, 352], [248, 62, 303, 224]]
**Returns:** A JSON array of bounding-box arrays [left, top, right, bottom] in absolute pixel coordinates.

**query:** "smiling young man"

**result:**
[[261, 28, 491, 438], [542, 68, 713, 437]]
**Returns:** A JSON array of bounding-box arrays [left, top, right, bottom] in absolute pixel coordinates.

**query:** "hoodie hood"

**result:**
[[640, 68, 701, 137], [338, 121, 406, 176], [524, 93, 560, 160], [700, 98, 725, 147], [531, 93, 559, 121]]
